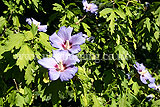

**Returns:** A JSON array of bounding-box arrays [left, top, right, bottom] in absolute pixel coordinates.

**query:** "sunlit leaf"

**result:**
[[14, 44, 34, 70]]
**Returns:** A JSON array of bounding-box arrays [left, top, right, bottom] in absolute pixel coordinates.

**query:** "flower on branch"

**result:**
[[49, 26, 86, 54], [26, 18, 47, 32], [148, 83, 160, 91], [38, 50, 80, 81], [134, 62, 155, 84], [82, 0, 98, 15]]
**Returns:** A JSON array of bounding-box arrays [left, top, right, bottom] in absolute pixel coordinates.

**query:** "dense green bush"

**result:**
[[0, 0, 160, 106]]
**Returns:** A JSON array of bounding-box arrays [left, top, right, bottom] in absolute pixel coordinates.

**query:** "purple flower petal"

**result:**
[[126, 73, 131, 79], [148, 83, 157, 89], [82, 0, 88, 9], [58, 26, 73, 41], [140, 71, 155, 84], [26, 18, 32, 25], [49, 26, 85, 54], [149, 77, 155, 83], [49, 69, 60, 81], [82, 0, 98, 14], [146, 94, 154, 101], [38, 25, 47, 32], [134, 62, 146, 74], [139, 64, 146, 70], [38, 58, 57, 69], [31, 18, 41, 25], [68, 45, 81, 54], [26, 18, 47, 32], [90, 3, 98, 13], [144, 72, 155, 83], [70, 32, 85, 45], [82, 34, 88, 39], [59, 66, 78, 81], [133, 62, 139, 69], [49, 33, 64, 49], [64, 55, 80, 67], [140, 75, 148, 84], [52, 50, 70, 62]]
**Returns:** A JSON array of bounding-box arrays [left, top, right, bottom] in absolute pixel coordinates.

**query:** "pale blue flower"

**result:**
[[26, 18, 47, 32], [38, 50, 80, 81], [148, 83, 160, 91], [126, 73, 131, 79], [139, 72, 155, 84], [146, 94, 154, 101], [82, 0, 98, 14], [133, 62, 146, 74], [49, 26, 86, 54], [134, 62, 155, 84]]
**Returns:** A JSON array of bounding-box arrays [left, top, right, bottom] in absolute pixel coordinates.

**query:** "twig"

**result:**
[[126, 1, 131, 6], [13, 79, 19, 90], [75, 15, 86, 24], [112, 0, 115, 8]]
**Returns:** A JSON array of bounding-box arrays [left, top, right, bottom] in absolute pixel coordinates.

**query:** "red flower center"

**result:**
[[86, 4, 92, 10], [139, 70, 142, 72], [62, 40, 72, 50], [54, 61, 66, 72]]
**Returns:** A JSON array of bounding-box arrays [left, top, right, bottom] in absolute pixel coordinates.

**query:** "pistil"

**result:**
[[64, 40, 71, 50]]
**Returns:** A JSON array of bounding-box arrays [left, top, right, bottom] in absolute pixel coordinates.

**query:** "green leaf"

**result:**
[[111, 99, 117, 107], [66, 10, 74, 20], [115, 9, 126, 19], [16, 0, 20, 4], [115, 45, 130, 70], [24, 31, 34, 41], [31, 24, 38, 36], [128, 78, 134, 85], [132, 82, 139, 95], [115, 45, 129, 60], [99, 8, 113, 18], [116, 34, 120, 45], [92, 94, 101, 107], [32, 0, 39, 8], [145, 18, 151, 32], [24, 87, 32, 104], [53, 3, 64, 13], [3, 64, 13, 72], [155, 6, 160, 15], [80, 84, 88, 107], [59, 15, 67, 27], [0, 98, 3, 107], [14, 44, 34, 70], [78, 66, 90, 81], [39, 32, 54, 53], [118, 94, 127, 107], [0, 45, 5, 59], [25, 62, 35, 85], [12, 16, 21, 27], [151, 99, 160, 107], [8, 91, 17, 107], [127, 92, 139, 104], [82, 22, 91, 37], [5, 33, 25, 51], [65, 3, 76, 9], [146, 42, 152, 51], [108, 11, 116, 35], [0, 16, 6, 34], [154, 31, 159, 40], [15, 93, 26, 107], [125, 7, 132, 17], [156, 13, 160, 27]]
